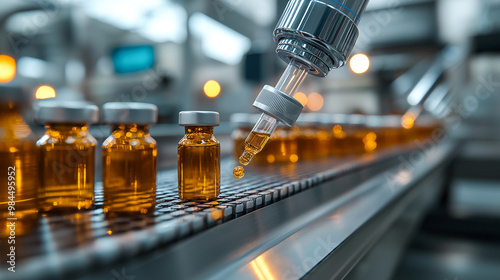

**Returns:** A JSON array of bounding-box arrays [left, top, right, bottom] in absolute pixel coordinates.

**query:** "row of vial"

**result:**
[[1, 99, 443, 223], [37, 102, 158, 216], [232, 113, 443, 164], [1, 100, 221, 221]]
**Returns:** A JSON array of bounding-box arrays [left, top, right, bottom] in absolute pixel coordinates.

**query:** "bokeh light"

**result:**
[[349, 53, 370, 74], [401, 113, 416, 129], [333, 125, 346, 139], [307, 92, 324, 111], [293, 92, 308, 106], [203, 80, 221, 98], [0, 55, 16, 83], [363, 132, 377, 152], [35, 85, 56, 100]]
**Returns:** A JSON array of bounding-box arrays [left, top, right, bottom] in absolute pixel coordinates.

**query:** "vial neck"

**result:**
[[47, 123, 88, 132], [185, 126, 213, 135], [112, 124, 149, 133]]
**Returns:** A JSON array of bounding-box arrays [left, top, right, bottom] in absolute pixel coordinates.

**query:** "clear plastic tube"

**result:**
[[276, 61, 309, 95], [239, 60, 308, 165]]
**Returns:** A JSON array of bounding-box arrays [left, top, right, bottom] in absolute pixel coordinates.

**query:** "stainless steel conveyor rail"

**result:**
[[69, 141, 456, 280], [0, 140, 456, 280]]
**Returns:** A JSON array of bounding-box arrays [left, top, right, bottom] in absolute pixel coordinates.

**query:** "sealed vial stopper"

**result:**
[[253, 85, 304, 127], [179, 111, 220, 126], [36, 100, 99, 124], [103, 102, 158, 124]]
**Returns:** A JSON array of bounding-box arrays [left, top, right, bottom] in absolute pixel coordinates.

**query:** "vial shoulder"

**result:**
[[103, 134, 157, 150], [178, 136, 219, 147], [36, 130, 97, 147]]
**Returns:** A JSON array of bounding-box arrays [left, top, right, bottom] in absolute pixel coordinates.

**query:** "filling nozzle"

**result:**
[[239, 61, 309, 165], [238, 0, 370, 166]]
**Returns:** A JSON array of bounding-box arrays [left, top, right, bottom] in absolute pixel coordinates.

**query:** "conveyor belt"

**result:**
[[0, 143, 446, 280]]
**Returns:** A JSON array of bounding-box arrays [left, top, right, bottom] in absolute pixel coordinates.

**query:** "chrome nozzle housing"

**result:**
[[274, 0, 369, 77]]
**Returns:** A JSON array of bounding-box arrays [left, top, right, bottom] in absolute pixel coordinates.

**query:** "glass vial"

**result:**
[[295, 114, 321, 161], [331, 114, 350, 157], [1, 96, 39, 235], [102, 102, 158, 216], [36, 101, 98, 212], [347, 114, 370, 155], [178, 111, 220, 201]]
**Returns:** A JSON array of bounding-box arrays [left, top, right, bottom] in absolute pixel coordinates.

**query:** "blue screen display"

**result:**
[[112, 45, 155, 74]]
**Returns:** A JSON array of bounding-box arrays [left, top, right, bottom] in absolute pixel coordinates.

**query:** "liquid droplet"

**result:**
[[233, 166, 245, 179]]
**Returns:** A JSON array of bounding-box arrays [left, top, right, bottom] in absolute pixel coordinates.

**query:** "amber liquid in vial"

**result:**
[[37, 124, 96, 212], [0, 104, 39, 235], [0, 143, 39, 214], [362, 131, 378, 153], [317, 128, 332, 158], [178, 127, 220, 201], [350, 128, 369, 154], [239, 131, 270, 166], [382, 128, 401, 148], [280, 135, 299, 163], [256, 133, 279, 164], [102, 125, 157, 216], [296, 127, 318, 161], [332, 125, 349, 156], [263, 128, 298, 164]]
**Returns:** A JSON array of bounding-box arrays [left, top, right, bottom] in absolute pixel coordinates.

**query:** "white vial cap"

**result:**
[[36, 101, 99, 124], [103, 102, 158, 125], [179, 111, 219, 126]]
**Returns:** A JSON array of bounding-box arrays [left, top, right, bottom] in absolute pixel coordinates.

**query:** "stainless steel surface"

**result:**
[[178, 111, 220, 126], [102, 102, 158, 125], [77, 141, 454, 280], [305, 149, 451, 280], [406, 58, 444, 106], [253, 85, 304, 127], [274, 0, 369, 76], [405, 47, 466, 111], [423, 84, 451, 115], [0, 138, 455, 280], [35, 101, 99, 124], [222, 143, 454, 280]]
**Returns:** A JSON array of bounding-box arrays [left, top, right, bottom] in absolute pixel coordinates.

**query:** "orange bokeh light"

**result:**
[[0, 55, 16, 83], [35, 85, 56, 100], [401, 113, 416, 129], [293, 92, 308, 106], [307, 92, 324, 111], [203, 80, 221, 98]]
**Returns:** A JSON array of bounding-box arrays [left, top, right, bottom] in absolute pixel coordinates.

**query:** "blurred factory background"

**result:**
[[1, 0, 500, 279], [1, 0, 500, 122]]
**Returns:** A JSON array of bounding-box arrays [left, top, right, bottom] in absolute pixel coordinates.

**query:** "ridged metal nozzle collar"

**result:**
[[253, 85, 304, 127]]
